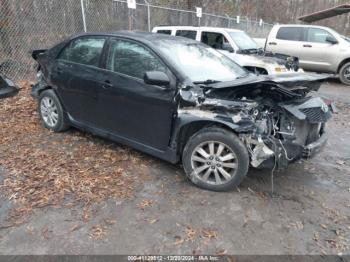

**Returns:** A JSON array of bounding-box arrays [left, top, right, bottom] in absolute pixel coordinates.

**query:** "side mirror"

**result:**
[[222, 43, 234, 53], [144, 71, 170, 86], [326, 36, 338, 45]]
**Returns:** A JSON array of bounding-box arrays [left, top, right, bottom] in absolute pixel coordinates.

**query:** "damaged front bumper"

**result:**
[[251, 131, 328, 169], [303, 131, 328, 159], [247, 97, 333, 169]]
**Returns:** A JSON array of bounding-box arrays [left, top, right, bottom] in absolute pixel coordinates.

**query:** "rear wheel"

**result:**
[[182, 127, 249, 191], [38, 89, 69, 132], [339, 62, 350, 85]]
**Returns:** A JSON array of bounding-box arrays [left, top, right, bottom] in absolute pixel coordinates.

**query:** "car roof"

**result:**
[[276, 24, 333, 31], [153, 25, 243, 33], [72, 31, 198, 45]]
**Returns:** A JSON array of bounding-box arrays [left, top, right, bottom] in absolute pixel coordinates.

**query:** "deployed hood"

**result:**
[[180, 72, 330, 106]]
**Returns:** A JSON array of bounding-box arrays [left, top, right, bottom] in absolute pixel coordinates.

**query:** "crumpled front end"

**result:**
[[242, 96, 334, 169], [177, 74, 334, 170]]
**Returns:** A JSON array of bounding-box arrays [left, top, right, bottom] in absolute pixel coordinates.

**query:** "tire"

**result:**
[[182, 127, 249, 192], [38, 89, 69, 132], [339, 62, 350, 85]]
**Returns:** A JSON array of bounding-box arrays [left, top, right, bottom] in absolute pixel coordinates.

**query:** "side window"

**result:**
[[201, 32, 229, 50], [276, 27, 304, 41], [106, 39, 167, 79], [307, 28, 333, 43], [175, 30, 197, 40], [156, 30, 172, 35], [59, 37, 106, 67]]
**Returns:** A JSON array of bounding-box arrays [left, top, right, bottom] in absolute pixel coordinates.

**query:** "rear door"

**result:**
[[266, 26, 304, 57], [51, 36, 107, 124], [95, 38, 177, 150], [298, 27, 337, 72]]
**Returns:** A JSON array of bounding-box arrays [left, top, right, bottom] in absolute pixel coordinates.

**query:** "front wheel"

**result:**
[[339, 62, 350, 85], [38, 89, 69, 132], [182, 127, 249, 191]]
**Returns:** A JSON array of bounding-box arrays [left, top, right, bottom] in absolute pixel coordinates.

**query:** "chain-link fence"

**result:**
[[0, 0, 274, 82]]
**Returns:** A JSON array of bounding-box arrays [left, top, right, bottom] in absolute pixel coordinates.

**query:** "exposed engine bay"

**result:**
[[178, 73, 335, 170]]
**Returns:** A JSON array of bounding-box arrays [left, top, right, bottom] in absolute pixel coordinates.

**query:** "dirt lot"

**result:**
[[0, 79, 349, 255]]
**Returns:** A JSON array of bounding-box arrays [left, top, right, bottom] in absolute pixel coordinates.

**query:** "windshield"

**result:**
[[157, 41, 247, 82], [229, 31, 258, 50]]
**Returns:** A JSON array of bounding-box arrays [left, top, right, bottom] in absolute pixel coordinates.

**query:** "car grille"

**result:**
[[301, 107, 331, 123]]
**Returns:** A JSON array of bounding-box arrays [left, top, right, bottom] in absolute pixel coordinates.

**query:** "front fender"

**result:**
[[176, 109, 238, 130], [171, 108, 256, 151]]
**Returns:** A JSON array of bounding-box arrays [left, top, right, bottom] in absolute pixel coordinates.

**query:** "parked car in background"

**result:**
[[32, 32, 333, 191], [266, 24, 350, 85], [253, 38, 266, 48], [152, 26, 302, 75]]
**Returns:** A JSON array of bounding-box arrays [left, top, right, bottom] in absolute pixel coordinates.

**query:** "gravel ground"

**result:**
[[0, 79, 349, 255]]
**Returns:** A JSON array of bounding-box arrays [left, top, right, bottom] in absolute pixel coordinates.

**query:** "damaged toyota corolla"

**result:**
[[31, 32, 335, 191]]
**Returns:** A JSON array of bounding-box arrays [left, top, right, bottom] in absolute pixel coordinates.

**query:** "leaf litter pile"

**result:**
[[0, 82, 149, 227]]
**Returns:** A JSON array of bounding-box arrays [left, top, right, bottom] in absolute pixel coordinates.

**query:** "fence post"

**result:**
[[80, 0, 87, 32], [225, 14, 230, 28], [146, 2, 151, 32]]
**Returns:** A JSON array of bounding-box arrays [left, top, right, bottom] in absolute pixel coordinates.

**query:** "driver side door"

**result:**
[[95, 38, 177, 150]]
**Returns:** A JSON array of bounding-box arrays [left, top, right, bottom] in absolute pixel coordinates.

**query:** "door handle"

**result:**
[[303, 44, 312, 48], [268, 42, 277, 45], [102, 80, 113, 89]]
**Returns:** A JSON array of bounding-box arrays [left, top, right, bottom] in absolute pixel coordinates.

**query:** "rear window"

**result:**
[[276, 27, 304, 41], [59, 37, 106, 67], [175, 30, 197, 40], [156, 30, 172, 35]]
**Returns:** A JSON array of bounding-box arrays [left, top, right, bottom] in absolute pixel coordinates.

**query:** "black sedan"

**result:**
[[31, 32, 333, 191]]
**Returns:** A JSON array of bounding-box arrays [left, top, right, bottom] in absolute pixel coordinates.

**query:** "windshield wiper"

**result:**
[[193, 79, 221, 85]]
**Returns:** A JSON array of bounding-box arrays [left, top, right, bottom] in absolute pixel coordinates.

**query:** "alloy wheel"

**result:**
[[190, 141, 238, 185], [40, 96, 59, 127], [344, 66, 350, 81]]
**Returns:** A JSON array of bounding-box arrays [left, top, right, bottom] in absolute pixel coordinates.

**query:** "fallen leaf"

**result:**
[[138, 199, 154, 209], [201, 229, 218, 240], [68, 224, 81, 233], [147, 218, 158, 224], [104, 219, 117, 225], [174, 236, 184, 245]]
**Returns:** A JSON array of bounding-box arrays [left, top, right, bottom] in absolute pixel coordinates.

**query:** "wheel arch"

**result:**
[[337, 58, 350, 73], [174, 118, 242, 156], [36, 85, 67, 113]]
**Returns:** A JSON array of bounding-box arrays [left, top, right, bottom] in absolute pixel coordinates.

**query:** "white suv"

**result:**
[[152, 26, 302, 76], [266, 24, 350, 85]]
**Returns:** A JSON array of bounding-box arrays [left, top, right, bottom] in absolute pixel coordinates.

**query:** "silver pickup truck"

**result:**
[[265, 24, 350, 85]]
